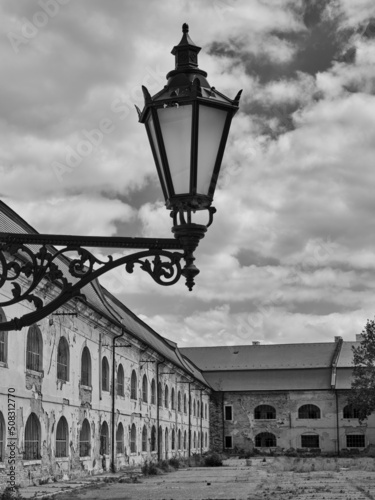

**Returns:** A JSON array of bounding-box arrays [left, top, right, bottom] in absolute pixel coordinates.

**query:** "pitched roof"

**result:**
[[180, 342, 340, 371]]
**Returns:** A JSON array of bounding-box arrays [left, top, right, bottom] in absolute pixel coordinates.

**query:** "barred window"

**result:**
[[116, 423, 124, 454], [102, 357, 109, 392], [158, 383, 162, 407], [183, 430, 187, 450], [79, 419, 91, 457], [56, 417, 68, 458], [343, 405, 360, 419], [177, 391, 181, 412], [151, 425, 156, 452], [171, 429, 175, 450], [151, 379, 156, 405], [254, 405, 276, 420], [130, 423, 136, 453], [301, 434, 320, 448], [100, 421, 109, 455], [142, 375, 148, 403], [184, 394, 187, 414], [171, 388, 175, 410], [81, 347, 91, 386], [298, 404, 320, 419], [24, 413, 41, 460], [347, 434, 365, 448], [178, 429, 181, 450], [0, 308, 7, 364], [26, 325, 43, 372], [164, 385, 169, 408], [117, 364, 124, 396], [131, 370, 137, 400], [0, 412, 4, 462], [255, 432, 276, 447], [57, 337, 69, 381], [142, 425, 147, 452]]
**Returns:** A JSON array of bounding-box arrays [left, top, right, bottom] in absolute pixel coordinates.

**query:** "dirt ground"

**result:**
[[54, 457, 375, 500]]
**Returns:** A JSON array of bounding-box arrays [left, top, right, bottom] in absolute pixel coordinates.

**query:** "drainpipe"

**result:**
[[222, 392, 225, 453], [156, 359, 165, 462], [111, 327, 125, 473], [335, 390, 340, 456], [330, 337, 343, 457], [99, 333, 102, 401], [200, 389, 203, 455], [188, 382, 191, 458]]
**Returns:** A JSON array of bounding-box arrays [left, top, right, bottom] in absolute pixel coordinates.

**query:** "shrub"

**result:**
[[204, 452, 223, 467], [168, 457, 180, 469], [141, 460, 159, 476], [0, 486, 23, 500]]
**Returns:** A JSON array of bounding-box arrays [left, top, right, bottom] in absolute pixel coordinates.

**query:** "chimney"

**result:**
[[334, 336, 342, 343], [252, 341, 260, 345], [356, 334, 364, 342]]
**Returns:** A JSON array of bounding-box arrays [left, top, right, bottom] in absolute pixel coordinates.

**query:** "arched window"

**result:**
[[205, 403, 208, 420], [254, 405, 276, 419], [79, 419, 90, 457], [117, 364, 124, 396], [171, 388, 175, 410], [189, 395, 192, 415], [171, 429, 175, 450], [151, 426, 156, 452], [25, 413, 41, 460], [198, 431, 201, 449], [165, 428, 169, 455], [142, 375, 148, 403], [116, 423, 124, 454], [151, 379, 156, 405], [184, 430, 187, 450], [102, 357, 109, 392], [178, 429, 181, 450], [26, 325, 43, 372], [164, 385, 169, 408], [255, 432, 277, 447], [193, 399, 196, 417], [100, 421, 109, 455], [343, 405, 360, 419], [56, 417, 68, 458], [81, 347, 91, 386], [0, 308, 8, 364], [142, 425, 147, 452], [130, 423, 136, 453], [158, 426, 163, 454], [197, 401, 200, 418], [298, 404, 321, 419], [301, 433, 320, 448], [131, 370, 137, 400], [184, 394, 187, 414], [205, 432, 208, 448], [57, 337, 69, 381], [177, 391, 181, 412], [0, 412, 4, 462], [193, 431, 196, 449], [158, 382, 162, 407]]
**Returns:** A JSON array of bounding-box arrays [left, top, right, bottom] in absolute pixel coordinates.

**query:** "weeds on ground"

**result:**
[[0, 486, 24, 500]]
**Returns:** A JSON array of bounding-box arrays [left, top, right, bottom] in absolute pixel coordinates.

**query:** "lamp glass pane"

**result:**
[[197, 105, 228, 195], [148, 114, 168, 197], [157, 104, 192, 195]]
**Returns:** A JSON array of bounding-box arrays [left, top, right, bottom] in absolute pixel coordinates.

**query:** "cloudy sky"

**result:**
[[1, 0, 375, 347]]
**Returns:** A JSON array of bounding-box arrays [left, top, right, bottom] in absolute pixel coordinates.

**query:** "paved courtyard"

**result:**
[[50, 458, 375, 500]]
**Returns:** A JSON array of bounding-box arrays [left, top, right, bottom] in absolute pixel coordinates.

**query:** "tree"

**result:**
[[348, 319, 375, 422]]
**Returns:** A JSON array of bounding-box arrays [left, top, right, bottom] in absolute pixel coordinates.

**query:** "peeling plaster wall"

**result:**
[[0, 295, 210, 489]]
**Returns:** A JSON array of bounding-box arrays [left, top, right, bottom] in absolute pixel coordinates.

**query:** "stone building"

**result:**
[[182, 338, 375, 455], [0, 201, 210, 488]]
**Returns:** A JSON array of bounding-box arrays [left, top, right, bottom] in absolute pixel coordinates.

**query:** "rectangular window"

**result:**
[[301, 435, 320, 448], [0, 332, 5, 363], [347, 435, 365, 448], [224, 405, 232, 421], [224, 436, 233, 449]]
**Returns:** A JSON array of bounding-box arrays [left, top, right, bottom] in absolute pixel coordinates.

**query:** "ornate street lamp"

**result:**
[[0, 24, 241, 332]]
